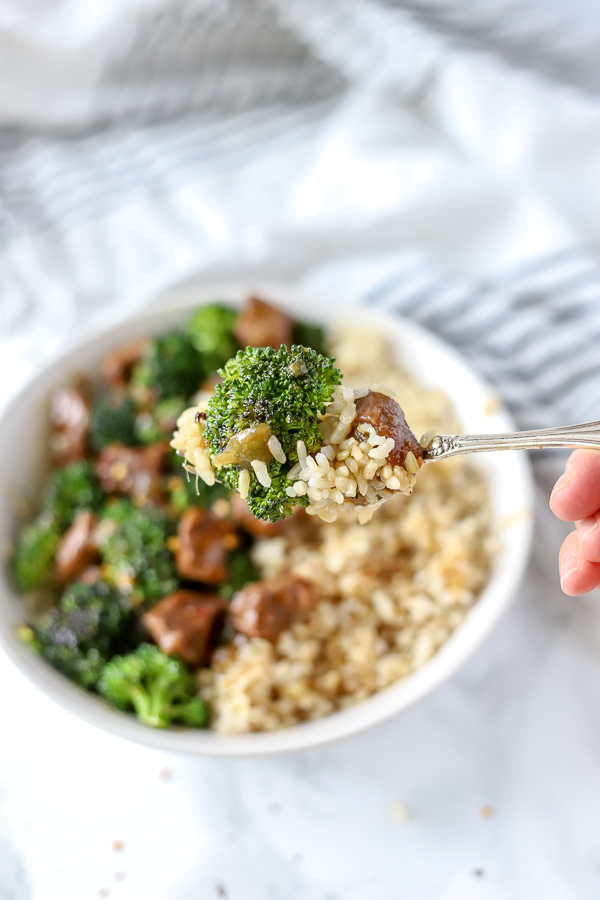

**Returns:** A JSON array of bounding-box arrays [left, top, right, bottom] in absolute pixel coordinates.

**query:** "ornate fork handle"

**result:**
[[424, 421, 600, 462]]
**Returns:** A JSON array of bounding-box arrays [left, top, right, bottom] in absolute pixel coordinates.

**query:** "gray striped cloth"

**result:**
[[0, 0, 599, 439], [358, 246, 600, 429]]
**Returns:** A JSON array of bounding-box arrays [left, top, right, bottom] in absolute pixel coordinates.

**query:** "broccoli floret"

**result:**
[[292, 320, 329, 358], [89, 393, 139, 451], [42, 460, 105, 529], [245, 470, 309, 523], [12, 512, 61, 593], [97, 643, 209, 728], [204, 345, 341, 521], [132, 331, 203, 400], [205, 345, 340, 460], [100, 500, 179, 606], [32, 580, 131, 688], [167, 472, 230, 515], [16, 624, 41, 653], [186, 304, 238, 374], [135, 396, 186, 445], [219, 547, 258, 600]]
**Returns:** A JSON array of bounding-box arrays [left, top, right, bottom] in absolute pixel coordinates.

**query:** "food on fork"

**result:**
[[172, 345, 424, 524]]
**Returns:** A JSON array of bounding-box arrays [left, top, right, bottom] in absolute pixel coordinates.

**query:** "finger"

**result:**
[[559, 531, 600, 596], [550, 450, 600, 522], [576, 511, 600, 563]]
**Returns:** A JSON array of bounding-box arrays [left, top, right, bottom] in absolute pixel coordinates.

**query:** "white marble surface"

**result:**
[[2, 463, 600, 900]]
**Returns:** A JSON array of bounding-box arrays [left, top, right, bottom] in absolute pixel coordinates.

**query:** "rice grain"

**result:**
[[251, 460, 272, 488]]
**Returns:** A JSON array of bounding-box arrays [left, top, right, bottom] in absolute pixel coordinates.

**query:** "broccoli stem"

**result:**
[[132, 684, 166, 728]]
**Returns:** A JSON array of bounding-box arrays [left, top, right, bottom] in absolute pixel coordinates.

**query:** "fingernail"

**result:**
[[550, 470, 571, 504], [579, 519, 598, 555], [560, 552, 579, 588]]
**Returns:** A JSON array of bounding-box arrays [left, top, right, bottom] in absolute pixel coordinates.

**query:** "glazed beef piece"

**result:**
[[54, 511, 99, 586], [229, 576, 316, 643], [233, 296, 293, 350], [95, 443, 165, 500], [175, 507, 239, 583], [100, 338, 148, 386], [143, 590, 226, 666], [350, 391, 423, 469], [49, 386, 90, 464]]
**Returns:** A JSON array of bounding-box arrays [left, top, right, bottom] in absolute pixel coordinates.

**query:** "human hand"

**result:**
[[550, 450, 600, 595]]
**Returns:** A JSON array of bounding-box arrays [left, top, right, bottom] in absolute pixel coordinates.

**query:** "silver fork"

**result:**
[[423, 421, 600, 462]]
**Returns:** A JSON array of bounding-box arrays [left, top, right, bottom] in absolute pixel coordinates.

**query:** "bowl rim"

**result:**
[[0, 281, 535, 756]]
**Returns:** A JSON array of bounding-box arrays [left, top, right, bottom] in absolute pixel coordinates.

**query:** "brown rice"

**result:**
[[195, 323, 494, 733]]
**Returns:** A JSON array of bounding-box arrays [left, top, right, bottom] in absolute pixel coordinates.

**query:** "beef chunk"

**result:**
[[79, 565, 102, 585], [233, 296, 293, 349], [49, 386, 90, 464], [229, 576, 316, 642], [100, 338, 148, 386], [351, 391, 423, 469], [175, 507, 239, 583], [95, 443, 164, 500], [143, 589, 226, 666], [54, 511, 99, 586]]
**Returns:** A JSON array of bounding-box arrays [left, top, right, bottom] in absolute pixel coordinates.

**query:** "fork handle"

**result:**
[[424, 421, 600, 461]]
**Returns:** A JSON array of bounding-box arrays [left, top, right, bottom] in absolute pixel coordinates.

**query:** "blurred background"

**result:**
[[2, 1, 600, 898]]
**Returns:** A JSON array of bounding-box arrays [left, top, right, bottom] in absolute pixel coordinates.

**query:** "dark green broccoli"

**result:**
[[186, 304, 238, 374], [292, 320, 329, 358], [135, 396, 186, 445], [89, 393, 139, 451], [42, 460, 105, 529], [203, 345, 341, 521], [205, 345, 341, 461], [167, 472, 230, 515], [30, 580, 131, 688], [244, 470, 309, 523], [100, 499, 179, 606], [219, 547, 258, 600], [12, 512, 61, 593], [97, 643, 209, 728], [132, 331, 203, 400]]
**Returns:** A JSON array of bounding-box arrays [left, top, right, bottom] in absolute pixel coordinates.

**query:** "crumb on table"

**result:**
[[389, 800, 409, 823]]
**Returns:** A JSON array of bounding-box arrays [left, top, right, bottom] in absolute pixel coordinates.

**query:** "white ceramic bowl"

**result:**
[[0, 282, 534, 756]]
